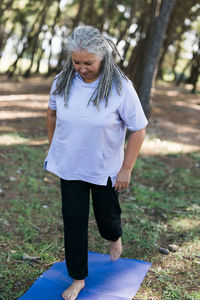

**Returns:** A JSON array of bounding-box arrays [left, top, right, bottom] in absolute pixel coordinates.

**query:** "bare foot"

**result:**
[[62, 279, 85, 300], [110, 237, 122, 260]]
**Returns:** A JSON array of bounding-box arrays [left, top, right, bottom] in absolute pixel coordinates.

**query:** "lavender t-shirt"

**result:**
[[44, 73, 148, 186]]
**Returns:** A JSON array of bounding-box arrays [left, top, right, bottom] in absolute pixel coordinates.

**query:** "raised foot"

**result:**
[[110, 237, 122, 261], [62, 279, 85, 300]]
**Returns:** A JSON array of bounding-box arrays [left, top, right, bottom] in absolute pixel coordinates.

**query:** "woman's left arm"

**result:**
[[114, 127, 146, 192]]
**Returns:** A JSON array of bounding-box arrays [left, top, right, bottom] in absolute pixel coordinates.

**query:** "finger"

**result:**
[[115, 179, 122, 187], [115, 181, 121, 191], [118, 182, 124, 192], [114, 182, 118, 190], [120, 182, 128, 190], [116, 181, 128, 191], [120, 184, 126, 191]]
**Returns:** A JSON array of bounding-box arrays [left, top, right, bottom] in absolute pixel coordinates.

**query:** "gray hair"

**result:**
[[54, 25, 127, 108]]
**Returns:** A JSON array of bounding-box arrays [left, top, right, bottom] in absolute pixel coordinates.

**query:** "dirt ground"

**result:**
[[150, 82, 200, 146]]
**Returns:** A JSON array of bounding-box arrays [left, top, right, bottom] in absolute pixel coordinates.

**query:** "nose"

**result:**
[[80, 65, 87, 73]]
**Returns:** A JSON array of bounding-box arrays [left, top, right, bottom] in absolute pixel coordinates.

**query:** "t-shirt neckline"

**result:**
[[75, 72, 101, 86]]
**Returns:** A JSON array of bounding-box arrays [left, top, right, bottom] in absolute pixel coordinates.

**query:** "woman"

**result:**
[[45, 25, 148, 300]]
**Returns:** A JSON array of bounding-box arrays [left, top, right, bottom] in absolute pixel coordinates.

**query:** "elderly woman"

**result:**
[[44, 25, 148, 300]]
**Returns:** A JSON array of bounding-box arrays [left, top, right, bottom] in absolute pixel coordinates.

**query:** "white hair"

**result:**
[[67, 25, 109, 59], [54, 25, 127, 108]]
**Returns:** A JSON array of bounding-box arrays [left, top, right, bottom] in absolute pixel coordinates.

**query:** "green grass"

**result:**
[[0, 144, 200, 299]]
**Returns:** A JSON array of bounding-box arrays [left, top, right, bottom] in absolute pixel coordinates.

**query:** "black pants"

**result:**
[[60, 177, 122, 280]]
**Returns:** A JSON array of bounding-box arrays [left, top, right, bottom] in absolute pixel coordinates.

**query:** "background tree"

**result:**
[[125, 0, 176, 116], [157, 0, 200, 80], [0, 0, 199, 116], [186, 35, 200, 93], [0, 0, 13, 57]]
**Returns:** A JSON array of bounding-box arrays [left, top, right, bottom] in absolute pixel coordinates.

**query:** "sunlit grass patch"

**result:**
[[142, 135, 200, 155], [170, 217, 200, 231], [0, 133, 30, 145]]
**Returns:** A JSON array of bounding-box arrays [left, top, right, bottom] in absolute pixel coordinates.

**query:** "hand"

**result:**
[[114, 168, 131, 192]]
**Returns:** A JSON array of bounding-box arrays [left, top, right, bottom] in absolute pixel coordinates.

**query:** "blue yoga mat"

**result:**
[[19, 252, 151, 300]]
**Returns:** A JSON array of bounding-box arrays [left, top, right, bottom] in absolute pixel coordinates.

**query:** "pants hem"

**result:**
[[69, 273, 88, 280]]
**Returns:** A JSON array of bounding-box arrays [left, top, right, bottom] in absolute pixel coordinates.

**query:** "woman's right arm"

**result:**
[[47, 107, 56, 145]]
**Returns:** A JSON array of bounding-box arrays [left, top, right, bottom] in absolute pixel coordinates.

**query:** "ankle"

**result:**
[[110, 237, 121, 244], [73, 279, 85, 285]]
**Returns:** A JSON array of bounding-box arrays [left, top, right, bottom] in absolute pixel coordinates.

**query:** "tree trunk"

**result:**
[[99, 0, 108, 32], [136, 0, 176, 117], [7, 23, 30, 76], [0, 24, 15, 58], [0, 0, 13, 56], [73, 0, 85, 27], [176, 59, 193, 86], [56, 30, 67, 71], [125, 1, 153, 79], [172, 41, 182, 81], [35, 47, 45, 73], [47, 2, 61, 74], [116, 2, 137, 46], [24, 0, 54, 77], [186, 37, 200, 93], [7, 8, 42, 76], [84, 0, 96, 26], [126, 38, 146, 84]]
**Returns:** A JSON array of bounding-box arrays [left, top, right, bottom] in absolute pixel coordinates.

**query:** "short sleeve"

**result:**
[[118, 80, 148, 131], [48, 79, 57, 111]]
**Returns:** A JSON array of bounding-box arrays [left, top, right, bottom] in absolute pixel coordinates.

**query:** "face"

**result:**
[[71, 50, 102, 83]]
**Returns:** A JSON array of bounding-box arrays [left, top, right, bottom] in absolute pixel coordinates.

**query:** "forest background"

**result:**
[[0, 0, 200, 299], [0, 0, 200, 114]]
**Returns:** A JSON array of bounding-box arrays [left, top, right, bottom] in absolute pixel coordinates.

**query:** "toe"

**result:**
[[62, 291, 73, 300]]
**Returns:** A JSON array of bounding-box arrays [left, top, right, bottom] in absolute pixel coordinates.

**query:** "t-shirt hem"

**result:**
[[45, 164, 114, 186]]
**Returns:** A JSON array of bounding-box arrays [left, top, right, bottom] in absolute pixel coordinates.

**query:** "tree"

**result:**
[[24, 0, 54, 77], [1, 0, 199, 115], [0, 0, 13, 57], [186, 35, 200, 93], [133, 0, 176, 117], [157, 0, 200, 80]]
